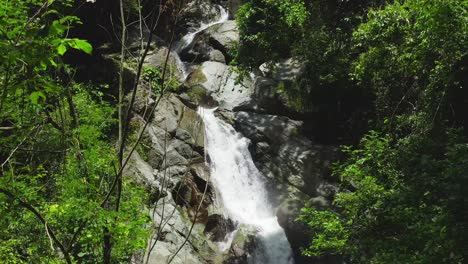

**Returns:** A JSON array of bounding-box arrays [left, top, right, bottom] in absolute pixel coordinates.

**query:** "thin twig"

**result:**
[[0, 188, 72, 264]]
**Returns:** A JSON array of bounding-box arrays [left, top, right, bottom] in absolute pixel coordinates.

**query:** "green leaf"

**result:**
[[57, 43, 67, 55], [30, 91, 46, 105], [69, 39, 93, 55]]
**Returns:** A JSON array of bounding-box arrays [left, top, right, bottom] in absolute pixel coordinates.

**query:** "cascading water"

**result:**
[[198, 107, 294, 264], [173, 5, 229, 81]]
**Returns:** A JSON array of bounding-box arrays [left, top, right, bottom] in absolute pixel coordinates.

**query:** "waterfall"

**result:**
[[198, 107, 294, 264], [173, 5, 229, 81]]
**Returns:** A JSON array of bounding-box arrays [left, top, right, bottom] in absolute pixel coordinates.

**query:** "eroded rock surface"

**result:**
[[123, 1, 340, 263]]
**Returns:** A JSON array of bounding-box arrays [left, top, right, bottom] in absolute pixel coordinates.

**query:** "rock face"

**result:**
[[234, 111, 337, 197], [179, 0, 221, 32], [186, 61, 254, 110], [125, 92, 223, 263], [227, 0, 243, 19], [123, 0, 340, 263], [206, 20, 239, 60]]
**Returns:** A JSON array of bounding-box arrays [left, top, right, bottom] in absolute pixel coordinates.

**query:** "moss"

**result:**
[[187, 67, 207, 86], [127, 120, 151, 162], [276, 80, 312, 112], [187, 85, 208, 104]]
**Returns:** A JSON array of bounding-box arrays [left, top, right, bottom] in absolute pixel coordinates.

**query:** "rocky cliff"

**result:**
[[117, 1, 339, 263]]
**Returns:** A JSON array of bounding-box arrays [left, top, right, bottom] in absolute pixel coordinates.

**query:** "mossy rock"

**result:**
[[186, 85, 219, 108], [186, 67, 208, 86], [187, 85, 207, 102]]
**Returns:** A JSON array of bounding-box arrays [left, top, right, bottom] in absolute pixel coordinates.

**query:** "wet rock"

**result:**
[[179, 87, 219, 109], [225, 225, 259, 264], [179, 35, 212, 63], [178, 104, 205, 148], [179, 0, 221, 32], [276, 197, 315, 264], [204, 214, 235, 242]]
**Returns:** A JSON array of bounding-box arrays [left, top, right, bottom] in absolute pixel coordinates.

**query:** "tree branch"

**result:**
[[0, 188, 72, 264]]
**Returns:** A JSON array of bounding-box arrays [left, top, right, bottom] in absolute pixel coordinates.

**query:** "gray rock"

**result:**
[[188, 61, 254, 110], [204, 214, 235, 242], [252, 76, 290, 113], [234, 111, 303, 144], [178, 105, 205, 148], [170, 139, 202, 160], [124, 151, 156, 185], [152, 94, 185, 134], [179, 35, 212, 63], [209, 49, 226, 63], [179, 0, 221, 30], [145, 47, 182, 79], [190, 162, 211, 182], [227, 0, 243, 19], [207, 20, 239, 52], [225, 225, 259, 264], [259, 57, 306, 81], [128, 82, 155, 115], [276, 197, 312, 263]]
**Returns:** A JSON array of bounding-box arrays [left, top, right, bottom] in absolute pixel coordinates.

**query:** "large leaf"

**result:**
[[69, 39, 93, 55], [57, 43, 67, 55]]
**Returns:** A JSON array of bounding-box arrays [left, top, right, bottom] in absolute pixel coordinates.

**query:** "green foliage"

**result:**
[[143, 65, 180, 94], [234, 0, 308, 69], [0, 1, 149, 262], [352, 0, 467, 125], [300, 130, 468, 262], [0, 86, 150, 263], [234, 0, 375, 141], [278, 0, 468, 262], [297, 208, 349, 256]]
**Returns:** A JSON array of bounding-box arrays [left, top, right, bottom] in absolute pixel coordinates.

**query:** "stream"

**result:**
[[198, 108, 294, 264], [173, 5, 229, 81], [173, 5, 294, 263]]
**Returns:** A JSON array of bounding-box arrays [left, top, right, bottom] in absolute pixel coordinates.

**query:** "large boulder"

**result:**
[[234, 111, 302, 144], [186, 61, 254, 110], [251, 76, 290, 114], [145, 47, 182, 79], [178, 0, 221, 32], [206, 20, 239, 59], [225, 225, 260, 264], [234, 111, 337, 197], [260, 57, 306, 81], [204, 214, 236, 242]]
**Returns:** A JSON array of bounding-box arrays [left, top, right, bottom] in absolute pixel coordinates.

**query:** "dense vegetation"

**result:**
[[235, 0, 467, 262], [1, 0, 467, 263], [0, 1, 150, 263]]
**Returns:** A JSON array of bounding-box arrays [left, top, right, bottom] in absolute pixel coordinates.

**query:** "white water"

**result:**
[[173, 5, 229, 81], [198, 107, 294, 264]]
